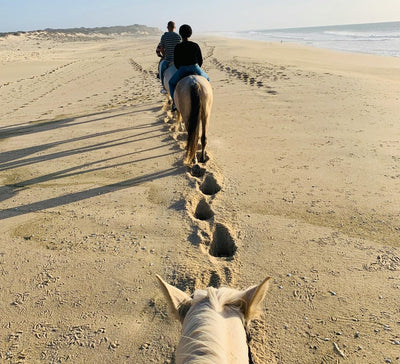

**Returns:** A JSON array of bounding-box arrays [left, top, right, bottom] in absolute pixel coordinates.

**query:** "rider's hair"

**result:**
[[179, 24, 192, 39], [167, 21, 175, 29]]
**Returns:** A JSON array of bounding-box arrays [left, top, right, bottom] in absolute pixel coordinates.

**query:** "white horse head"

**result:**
[[156, 275, 270, 364]]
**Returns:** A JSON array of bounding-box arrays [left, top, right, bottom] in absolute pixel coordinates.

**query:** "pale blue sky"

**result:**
[[1, 0, 399, 33]]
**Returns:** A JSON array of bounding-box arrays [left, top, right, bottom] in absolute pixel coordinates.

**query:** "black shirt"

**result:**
[[174, 41, 203, 69]]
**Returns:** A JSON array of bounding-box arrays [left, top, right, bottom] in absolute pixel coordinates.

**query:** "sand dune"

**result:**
[[1, 32, 400, 363]]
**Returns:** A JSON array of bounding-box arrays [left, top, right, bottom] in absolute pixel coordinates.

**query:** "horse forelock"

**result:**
[[177, 287, 248, 363], [191, 287, 245, 313]]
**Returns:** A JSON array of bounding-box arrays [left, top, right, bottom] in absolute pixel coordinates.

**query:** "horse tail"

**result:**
[[185, 81, 202, 164]]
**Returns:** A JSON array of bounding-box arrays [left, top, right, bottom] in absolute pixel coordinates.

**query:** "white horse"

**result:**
[[156, 275, 270, 364], [160, 63, 213, 164], [160, 62, 177, 96]]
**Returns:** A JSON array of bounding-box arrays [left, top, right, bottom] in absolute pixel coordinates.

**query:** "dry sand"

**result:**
[[1, 31, 400, 363]]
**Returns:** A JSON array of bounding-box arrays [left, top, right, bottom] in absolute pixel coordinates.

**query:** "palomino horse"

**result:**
[[156, 275, 270, 364], [161, 63, 213, 164]]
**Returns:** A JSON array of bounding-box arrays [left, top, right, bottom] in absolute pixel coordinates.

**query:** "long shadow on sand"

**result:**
[[0, 102, 184, 219], [0, 126, 141, 166], [0, 104, 160, 140], [0, 164, 183, 220], [0, 125, 166, 172], [0, 140, 180, 204]]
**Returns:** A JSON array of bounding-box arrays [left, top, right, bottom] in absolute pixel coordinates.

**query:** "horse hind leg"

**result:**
[[200, 117, 208, 163], [200, 134, 206, 162], [175, 112, 185, 132]]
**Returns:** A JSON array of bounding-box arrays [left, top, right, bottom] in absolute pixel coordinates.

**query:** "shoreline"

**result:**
[[206, 21, 400, 58], [216, 33, 400, 58]]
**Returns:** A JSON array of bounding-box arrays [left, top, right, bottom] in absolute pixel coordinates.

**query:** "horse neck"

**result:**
[[176, 289, 248, 364]]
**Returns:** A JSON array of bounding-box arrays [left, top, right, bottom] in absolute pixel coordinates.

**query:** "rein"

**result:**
[[246, 328, 255, 364]]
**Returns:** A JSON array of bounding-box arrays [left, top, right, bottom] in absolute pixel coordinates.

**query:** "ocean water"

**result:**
[[222, 21, 400, 57]]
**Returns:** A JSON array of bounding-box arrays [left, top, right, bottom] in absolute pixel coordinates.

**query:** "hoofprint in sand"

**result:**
[[0, 32, 399, 363]]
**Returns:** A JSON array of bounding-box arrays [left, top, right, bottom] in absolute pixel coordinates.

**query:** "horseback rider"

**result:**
[[157, 21, 181, 93], [169, 24, 209, 111]]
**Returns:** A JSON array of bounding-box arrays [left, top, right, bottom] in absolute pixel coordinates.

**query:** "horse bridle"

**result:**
[[246, 328, 255, 364]]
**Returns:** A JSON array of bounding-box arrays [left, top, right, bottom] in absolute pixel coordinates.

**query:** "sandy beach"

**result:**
[[1, 31, 400, 363]]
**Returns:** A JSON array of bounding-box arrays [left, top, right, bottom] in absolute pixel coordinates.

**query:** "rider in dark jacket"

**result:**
[[169, 24, 209, 111]]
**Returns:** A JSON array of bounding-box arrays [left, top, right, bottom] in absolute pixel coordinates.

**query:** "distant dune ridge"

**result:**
[[0, 24, 162, 38]]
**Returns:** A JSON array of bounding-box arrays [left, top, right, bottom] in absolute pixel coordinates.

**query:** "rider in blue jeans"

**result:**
[[169, 24, 210, 111]]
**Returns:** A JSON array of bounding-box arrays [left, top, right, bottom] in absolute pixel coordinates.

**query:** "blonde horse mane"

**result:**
[[156, 275, 271, 364], [177, 287, 246, 363]]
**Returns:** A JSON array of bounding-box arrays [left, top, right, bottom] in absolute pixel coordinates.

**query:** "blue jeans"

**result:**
[[159, 60, 171, 86], [169, 64, 210, 101]]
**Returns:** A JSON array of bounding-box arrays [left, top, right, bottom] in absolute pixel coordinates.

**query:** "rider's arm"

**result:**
[[156, 43, 164, 58], [159, 34, 166, 57], [196, 44, 203, 67], [174, 44, 182, 69]]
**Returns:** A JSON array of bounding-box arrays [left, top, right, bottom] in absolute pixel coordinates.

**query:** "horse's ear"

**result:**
[[241, 277, 271, 322], [156, 275, 192, 322]]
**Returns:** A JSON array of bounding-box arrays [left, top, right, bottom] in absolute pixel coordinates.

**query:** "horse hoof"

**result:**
[[199, 153, 209, 163]]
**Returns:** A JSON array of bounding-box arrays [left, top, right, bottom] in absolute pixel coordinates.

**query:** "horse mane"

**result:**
[[177, 287, 247, 364], [157, 275, 270, 364]]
